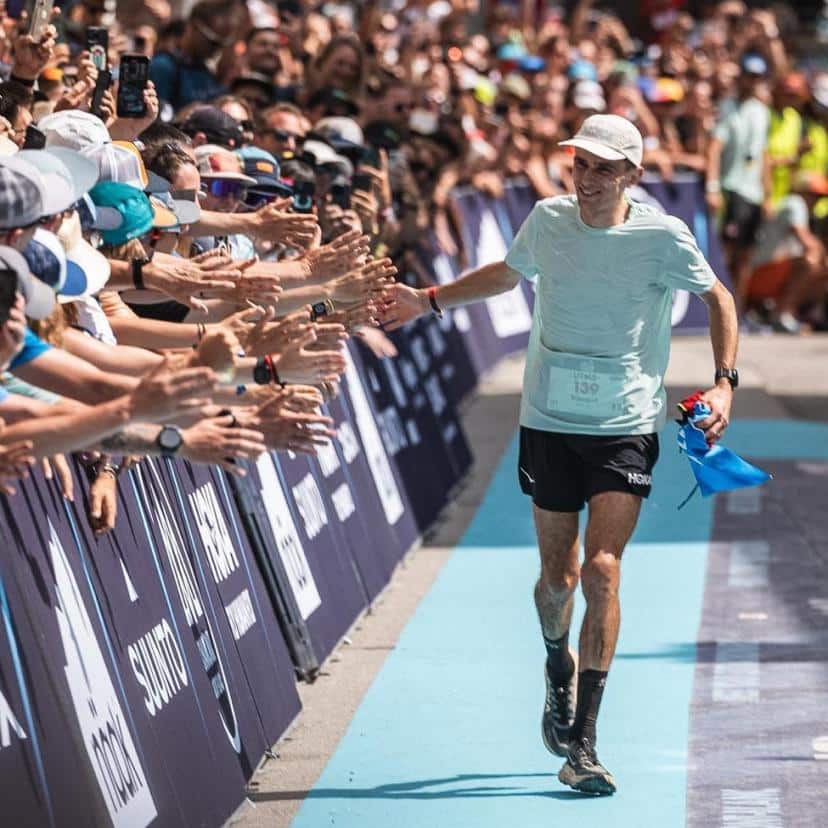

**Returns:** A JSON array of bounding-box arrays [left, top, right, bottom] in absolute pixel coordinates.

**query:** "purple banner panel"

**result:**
[[134, 458, 271, 782], [353, 335, 453, 531], [1, 469, 163, 828], [451, 186, 534, 363], [168, 460, 301, 743]]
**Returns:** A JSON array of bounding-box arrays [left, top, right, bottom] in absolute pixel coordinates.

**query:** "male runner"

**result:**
[[380, 114, 739, 794]]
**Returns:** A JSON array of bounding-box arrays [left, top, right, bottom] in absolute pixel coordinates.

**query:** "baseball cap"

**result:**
[[166, 189, 202, 225], [194, 145, 257, 182], [313, 117, 365, 153], [0, 244, 55, 320], [301, 138, 342, 167], [740, 53, 768, 77], [38, 110, 111, 152], [88, 141, 170, 194], [180, 107, 244, 148], [559, 114, 644, 167], [89, 181, 155, 245], [17, 148, 99, 211], [148, 195, 180, 230], [24, 229, 70, 292], [572, 80, 607, 112], [240, 155, 293, 195], [0, 161, 45, 229], [56, 212, 111, 300]]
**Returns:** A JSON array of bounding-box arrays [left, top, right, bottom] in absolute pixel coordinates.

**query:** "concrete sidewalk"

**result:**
[[229, 333, 828, 828]]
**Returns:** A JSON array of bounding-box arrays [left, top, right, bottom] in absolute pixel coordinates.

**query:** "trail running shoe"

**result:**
[[558, 736, 616, 795], [541, 658, 576, 757]]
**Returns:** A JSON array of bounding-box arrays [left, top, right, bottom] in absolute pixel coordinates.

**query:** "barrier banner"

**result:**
[[451, 187, 534, 356], [253, 447, 366, 663], [72, 462, 246, 827], [343, 344, 420, 554], [356, 333, 455, 531], [417, 233, 481, 404], [0, 518, 64, 828], [166, 461, 302, 744], [134, 459, 273, 781], [312, 395, 396, 601], [1, 469, 161, 828]]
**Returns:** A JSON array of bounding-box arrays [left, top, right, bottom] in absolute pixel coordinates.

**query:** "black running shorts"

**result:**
[[721, 190, 763, 248], [518, 427, 660, 513]]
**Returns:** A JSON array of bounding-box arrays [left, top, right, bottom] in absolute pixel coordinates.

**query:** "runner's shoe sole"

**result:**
[[558, 760, 616, 795], [541, 649, 577, 757]]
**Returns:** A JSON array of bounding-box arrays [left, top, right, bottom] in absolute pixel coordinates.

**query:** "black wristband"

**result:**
[[132, 257, 148, 290]]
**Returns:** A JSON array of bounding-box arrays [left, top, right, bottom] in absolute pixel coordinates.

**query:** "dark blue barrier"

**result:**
[[0, 459, 301, 828]]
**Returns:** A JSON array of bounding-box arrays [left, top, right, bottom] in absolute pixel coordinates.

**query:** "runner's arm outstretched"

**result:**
[[379, 261, 521, 330]]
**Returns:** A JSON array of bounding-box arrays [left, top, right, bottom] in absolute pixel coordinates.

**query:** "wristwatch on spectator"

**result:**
[[715, 368, 738, 389], [157, 425, 183, 456], [132, 256, 151, 290]]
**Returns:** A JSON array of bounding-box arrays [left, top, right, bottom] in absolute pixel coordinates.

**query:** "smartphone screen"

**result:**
[[22, 125, 46, 150], [0, 271, 19, 327], [28, 0, 54, 40], [86, 26, 109, 70], [292, 180, 315, 213], [90, 69, 112, 119], [352, 172, 372, 194], [361, 145, 381, 169], [330, 182, 351, 210], [116, 55, 149, 119]]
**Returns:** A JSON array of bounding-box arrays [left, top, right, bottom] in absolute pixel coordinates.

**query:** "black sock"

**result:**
[[570, 669, 608, 746], [543, 632, 575, 681]]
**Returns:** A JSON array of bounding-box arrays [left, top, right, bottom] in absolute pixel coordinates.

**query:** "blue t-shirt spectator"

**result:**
[[10, 329, 51, 370], [150, 51, 226, 110]]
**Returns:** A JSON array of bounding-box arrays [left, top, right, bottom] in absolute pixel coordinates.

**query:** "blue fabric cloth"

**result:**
[[9, 329, 51, 370], [677, 402, 771, 497]]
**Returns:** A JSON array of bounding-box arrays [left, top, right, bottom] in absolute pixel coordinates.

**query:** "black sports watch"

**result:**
[[253, 357, 271, 385], [132, 256, 150, 290], [715, 367, 739, 389], [157, 425, 183, 456]]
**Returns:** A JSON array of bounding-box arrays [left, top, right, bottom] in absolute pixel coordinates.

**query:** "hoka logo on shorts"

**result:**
[[627, 472, 652, 486]]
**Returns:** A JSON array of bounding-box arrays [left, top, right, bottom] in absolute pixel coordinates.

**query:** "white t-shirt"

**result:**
[[505, 195, 717, 436]]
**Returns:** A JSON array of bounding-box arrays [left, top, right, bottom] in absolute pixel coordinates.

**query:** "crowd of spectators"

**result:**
[[0, 0, 826, 533]]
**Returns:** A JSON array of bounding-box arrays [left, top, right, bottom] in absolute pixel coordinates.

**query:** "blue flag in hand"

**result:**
[[677, 402, 771, 499]]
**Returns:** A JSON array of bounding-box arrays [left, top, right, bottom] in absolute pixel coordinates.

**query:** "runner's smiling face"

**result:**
[[572, 148, 641, 225]]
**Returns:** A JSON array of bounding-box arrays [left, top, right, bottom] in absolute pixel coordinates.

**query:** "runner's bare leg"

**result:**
[[579, 491, 641, 670]]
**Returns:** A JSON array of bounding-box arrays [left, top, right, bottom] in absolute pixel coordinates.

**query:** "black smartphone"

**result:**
[[22, 125, 46, 150], [90, 68, 112, 119], [0, 271, 19, 327], [116, 54, 149, 119], [330, 181, 351, 210], [28, 0, 54, 40], [292, 179, 315, 213], [361, 145, 381, 169], [86, 26, 109, 70], [352, 172, 372, 195]]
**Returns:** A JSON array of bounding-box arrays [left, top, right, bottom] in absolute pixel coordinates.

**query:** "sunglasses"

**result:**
[[267, 128, 303, 142], [201, 179, 248, 199]]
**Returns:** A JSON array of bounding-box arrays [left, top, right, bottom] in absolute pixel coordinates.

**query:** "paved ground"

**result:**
[[229, 332, 828, 828]]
